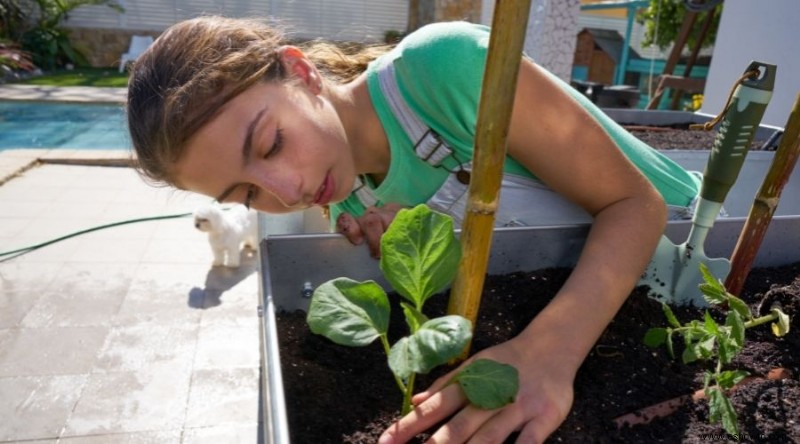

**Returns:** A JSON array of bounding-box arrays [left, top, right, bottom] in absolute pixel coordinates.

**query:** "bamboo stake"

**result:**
[[447, 0, 532, 357], [725, 93, 800, 295]]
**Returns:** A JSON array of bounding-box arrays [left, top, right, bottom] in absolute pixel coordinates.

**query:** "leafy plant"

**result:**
[[0, 38, 34, 73], [21, 26, 82, 69], [636, 0, 722, 51], [1, 0, 27, 40], [20, 0, 124, 70], [307, 204, 519, 414], [644, 263, 791, 435]]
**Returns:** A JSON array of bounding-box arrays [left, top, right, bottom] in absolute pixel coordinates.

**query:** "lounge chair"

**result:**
[[119, 35, 154, 73]]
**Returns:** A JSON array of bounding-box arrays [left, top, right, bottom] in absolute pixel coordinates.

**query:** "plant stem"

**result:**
[[744, 312, 778, 329], [402, 373, 417, 415], [380, 335, 407, 394]]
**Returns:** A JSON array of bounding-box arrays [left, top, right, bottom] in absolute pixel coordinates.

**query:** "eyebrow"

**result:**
[[214, 106, 269, 203]]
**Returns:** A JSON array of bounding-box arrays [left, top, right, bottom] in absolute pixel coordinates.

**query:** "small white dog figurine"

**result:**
[[193, 204, 258, 267]]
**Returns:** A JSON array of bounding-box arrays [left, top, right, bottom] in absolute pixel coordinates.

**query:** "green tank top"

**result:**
[[329, 21, 700, 225]]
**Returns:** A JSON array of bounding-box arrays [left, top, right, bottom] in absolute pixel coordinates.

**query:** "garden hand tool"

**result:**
[[724, 92, 800, 296], [641, 61, 776, 307]]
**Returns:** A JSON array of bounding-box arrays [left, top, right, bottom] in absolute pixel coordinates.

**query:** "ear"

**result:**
[[277, 45, 322, 94]]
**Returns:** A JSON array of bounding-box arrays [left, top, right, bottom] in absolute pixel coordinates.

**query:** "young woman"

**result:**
[[127, 16, 700, 443]]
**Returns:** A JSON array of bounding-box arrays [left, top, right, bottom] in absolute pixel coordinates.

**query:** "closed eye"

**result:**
[[267, 127, 284, 158], [242, 127, 283, 208]]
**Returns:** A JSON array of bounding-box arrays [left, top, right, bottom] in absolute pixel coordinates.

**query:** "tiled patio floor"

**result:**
[[0, 86, 262, 443]]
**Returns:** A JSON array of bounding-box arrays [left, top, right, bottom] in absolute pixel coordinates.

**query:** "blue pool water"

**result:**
[[0, 101, 131, 150]]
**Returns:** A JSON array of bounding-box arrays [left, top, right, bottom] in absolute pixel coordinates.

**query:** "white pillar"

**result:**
[[481, 0, 580, 83]]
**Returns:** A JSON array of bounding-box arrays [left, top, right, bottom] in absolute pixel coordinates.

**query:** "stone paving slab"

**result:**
[[0, 86, 262, 442], [0, 84, 127, 103], [0, 164, 262, 442]]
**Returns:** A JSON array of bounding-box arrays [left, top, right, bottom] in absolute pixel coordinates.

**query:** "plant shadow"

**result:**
[[187, 248, 258, 309]]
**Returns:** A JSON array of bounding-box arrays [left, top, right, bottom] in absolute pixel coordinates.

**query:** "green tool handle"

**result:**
[[701, 61, 776, 204]]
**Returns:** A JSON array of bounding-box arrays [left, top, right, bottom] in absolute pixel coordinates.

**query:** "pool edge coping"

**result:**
[[1, 148, 136, 186]]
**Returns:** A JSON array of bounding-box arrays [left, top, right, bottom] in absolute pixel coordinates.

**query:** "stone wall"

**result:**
[[523, 0, 580, 82], [67, 28, 160, 68]]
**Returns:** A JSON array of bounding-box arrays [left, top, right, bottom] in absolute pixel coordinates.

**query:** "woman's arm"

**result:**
[[378, 58, 667, 444], [505, 57, 667, 370]]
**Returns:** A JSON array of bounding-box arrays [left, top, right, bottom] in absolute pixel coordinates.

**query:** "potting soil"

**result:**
[[276, 262, 800, 443]]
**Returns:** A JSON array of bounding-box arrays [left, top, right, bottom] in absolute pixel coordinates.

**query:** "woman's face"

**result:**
[[174, 79, 357, 213]]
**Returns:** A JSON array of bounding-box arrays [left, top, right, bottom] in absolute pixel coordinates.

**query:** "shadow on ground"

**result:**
[[187, 248, 258, 309]]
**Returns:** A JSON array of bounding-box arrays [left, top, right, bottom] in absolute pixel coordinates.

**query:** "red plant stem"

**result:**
[[725, 94, 800, 295], [613, 367, 792, 429]]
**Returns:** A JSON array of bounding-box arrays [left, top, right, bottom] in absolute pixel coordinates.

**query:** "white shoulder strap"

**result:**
[[350, 61, 460, 210], [353, 176, 378, 208], [376, 62, 454, 166]]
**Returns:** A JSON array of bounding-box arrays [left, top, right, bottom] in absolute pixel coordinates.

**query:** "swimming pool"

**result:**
[[0, 101, 130, 150]]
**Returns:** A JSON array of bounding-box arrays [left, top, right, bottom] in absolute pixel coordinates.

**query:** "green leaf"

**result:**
[[702, 371, 713, 390], [699, 283, 728, 306], [683, 321, 704, 344], [770, 307, 791, 337], [718, 333, 735, 365], [401, 302, 428, 333], [306, 278, 390, 347], [662, 303, 681, 328], [682, 345, 698, 364], [380, 204, 462, 308], [692, 335, 716, 360], [454, 359, 519, 410], [727, 295, 752, 321], [707, 386, 739, 435], [726, 311, 746, 349], [703, 311, 720, 336], [699, 263, 728, 305], [666, 331, 675, 358], [388, 315, 472, 380], [716, 370, 749, 390], [644, 328, 668, 347]]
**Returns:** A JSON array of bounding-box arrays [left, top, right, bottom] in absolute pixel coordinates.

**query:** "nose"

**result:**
[[252, 169, 306, 209]]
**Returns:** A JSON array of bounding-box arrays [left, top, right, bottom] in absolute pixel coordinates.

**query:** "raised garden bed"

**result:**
[[258, 111, 800, 443], [276, 262, 800, 443]]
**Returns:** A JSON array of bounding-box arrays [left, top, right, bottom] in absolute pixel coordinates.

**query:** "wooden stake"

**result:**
[[447, 0, 532, 357], [725, 93, 800, 295]]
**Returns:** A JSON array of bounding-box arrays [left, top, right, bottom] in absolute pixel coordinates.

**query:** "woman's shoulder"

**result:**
[[396, 21, 490, 63]]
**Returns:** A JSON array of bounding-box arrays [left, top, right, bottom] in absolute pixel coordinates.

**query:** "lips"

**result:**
[[313, 173, 334, 206]]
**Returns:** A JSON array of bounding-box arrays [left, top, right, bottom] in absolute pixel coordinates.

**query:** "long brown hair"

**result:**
[[127, 15, 391, 188]]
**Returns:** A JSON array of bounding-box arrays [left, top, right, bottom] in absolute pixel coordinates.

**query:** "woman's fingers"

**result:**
[[360, 206, 391, 258], [425, 404, 500, 443], [336, 204, 405, 258], [411, 367, 462, 405], [336, 211, 364, 245], [379, 384, 466, 444]]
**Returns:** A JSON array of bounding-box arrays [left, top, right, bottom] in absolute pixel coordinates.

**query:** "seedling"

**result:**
[[644, 263, 791, 435], [307, 204, 519, 414]]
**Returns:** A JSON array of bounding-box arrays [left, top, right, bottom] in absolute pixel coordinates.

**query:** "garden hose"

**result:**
[[0, 212, 192, 263]]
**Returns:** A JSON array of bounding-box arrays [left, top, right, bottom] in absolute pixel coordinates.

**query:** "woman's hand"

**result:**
[[336, 203, 405, 258], [378, 334, 575, 444]]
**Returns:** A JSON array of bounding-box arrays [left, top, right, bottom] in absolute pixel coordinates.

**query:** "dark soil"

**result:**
[[621, 123, 774, 151], [274, 128, 797, 443], [276, 263, 800, 443]]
